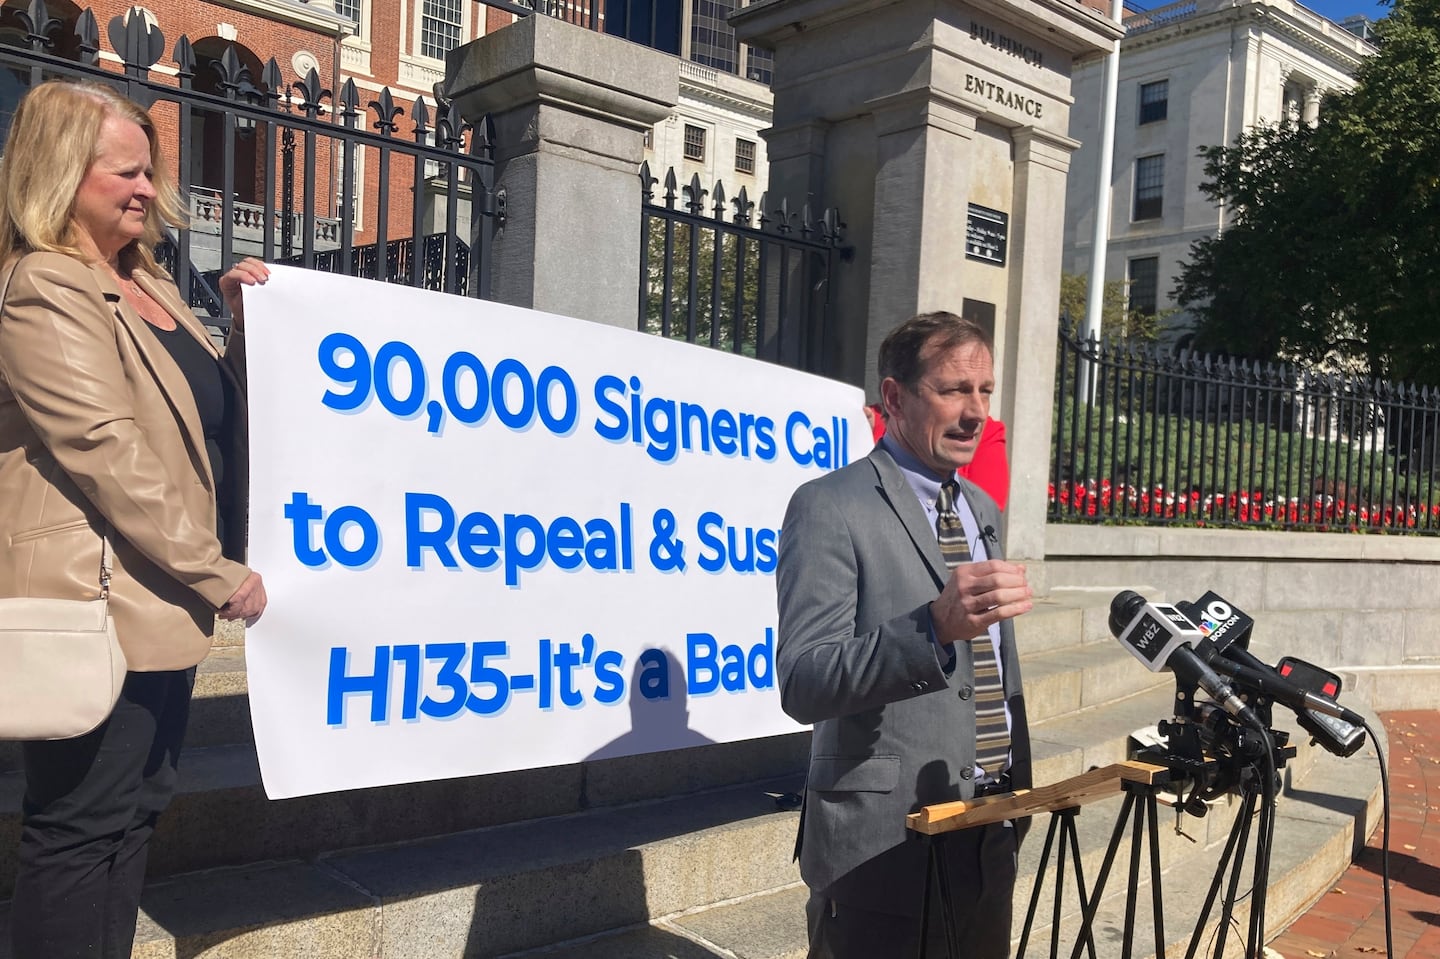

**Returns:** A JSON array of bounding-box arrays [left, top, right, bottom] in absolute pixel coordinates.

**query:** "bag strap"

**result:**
[[0, 255, 114, 600], [99, 529, 112, 600]]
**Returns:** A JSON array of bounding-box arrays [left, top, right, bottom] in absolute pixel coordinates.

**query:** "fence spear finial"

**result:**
[[410, 95, 431, 142], [663, 168, 679, 209], [638, 161, 657, 203], [371, 88, 402, 136], [75, 8, 99, 66], [18, 0, 59, 52], [733, 186, 753, 224], [685, 172, 707, 215], [262, 59, 283, 105], [339, 79, 362, 128], [108, 7, 164, 73]]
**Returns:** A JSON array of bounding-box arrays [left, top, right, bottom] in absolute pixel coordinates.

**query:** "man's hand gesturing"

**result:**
[[931, 560, 1032, 645]]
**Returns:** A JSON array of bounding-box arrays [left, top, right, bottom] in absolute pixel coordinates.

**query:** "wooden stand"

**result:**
[[907, 761, 1169, 959]]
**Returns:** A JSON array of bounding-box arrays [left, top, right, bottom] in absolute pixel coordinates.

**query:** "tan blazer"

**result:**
[[0, 252, 251, 670]]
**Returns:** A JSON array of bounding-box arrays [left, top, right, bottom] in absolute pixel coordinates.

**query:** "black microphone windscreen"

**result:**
[[1109, 590, 1144, 638]]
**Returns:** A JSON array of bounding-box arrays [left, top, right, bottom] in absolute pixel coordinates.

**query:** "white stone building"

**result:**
[[647, 59, 772, 203], [1062, 0, 1373, 339]]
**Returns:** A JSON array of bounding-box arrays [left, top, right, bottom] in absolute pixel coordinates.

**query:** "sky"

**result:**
[[1296, 0, 1392, 24]]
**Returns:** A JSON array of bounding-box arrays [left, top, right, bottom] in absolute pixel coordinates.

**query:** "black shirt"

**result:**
[[147, 321, 230, 538]]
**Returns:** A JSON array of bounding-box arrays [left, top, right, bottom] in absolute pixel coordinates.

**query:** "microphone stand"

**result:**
[[1177, 731, 1282, 959], [907, 709, 1293, 959]]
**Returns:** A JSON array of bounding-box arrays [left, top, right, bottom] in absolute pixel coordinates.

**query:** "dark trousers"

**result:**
[[806, 822, 1018, 959], [9, 668, 195, 959]]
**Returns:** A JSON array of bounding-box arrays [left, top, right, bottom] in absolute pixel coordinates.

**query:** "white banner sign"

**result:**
[[243, 266, 866, 798]]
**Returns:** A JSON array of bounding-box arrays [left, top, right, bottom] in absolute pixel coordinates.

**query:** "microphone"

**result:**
[[1181, 591, 1367, 756], [1204, 654, 1365, 726], [1109, 590, 1259, 728]]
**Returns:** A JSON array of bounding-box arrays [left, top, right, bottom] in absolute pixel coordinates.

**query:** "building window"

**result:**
[[1138, 79, 1167, 124], [684, 124, 706, 162], [691, 0, 739, 73], [746, 46, 773, 84], [421, 0, 463, 59], [735, 138, 755, 174], [337, 143, 365, 231], [1128, 257, 1159, 316], [1133, 154, 1164, 220], [605, 0, 682, 54], [335, 0, 361, 23]]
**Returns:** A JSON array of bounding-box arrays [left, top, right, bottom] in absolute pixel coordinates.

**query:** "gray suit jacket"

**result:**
[[776, 446, 1032, 915]]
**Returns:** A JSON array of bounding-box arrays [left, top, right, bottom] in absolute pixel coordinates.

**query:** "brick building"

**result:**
[[2, 0, 787, 260]]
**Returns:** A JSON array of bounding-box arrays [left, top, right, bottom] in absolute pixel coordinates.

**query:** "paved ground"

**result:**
[[1267, 711, 1440, 959]]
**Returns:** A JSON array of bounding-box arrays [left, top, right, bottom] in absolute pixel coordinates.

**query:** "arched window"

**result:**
[[188, 38, 266, 205]]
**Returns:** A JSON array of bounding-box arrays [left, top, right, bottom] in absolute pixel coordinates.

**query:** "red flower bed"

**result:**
[[1048, 479, 1440, 530]]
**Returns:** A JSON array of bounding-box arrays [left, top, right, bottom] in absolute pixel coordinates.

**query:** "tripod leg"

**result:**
[[1247, 791, 1277, 958], [1120, 787, 1147, 958], [932, 833, 963, 959], [1068, 790, 1138, 959], [1052, 815, 1069, 959], [1065, 813, 1098, 959], [1146, 791, 1166, 959], [1213, 787, 1258, 959], [1183, 786, 1249, 959], [1117, 777, 1152, 956], [919, 837, 937, 959], [1017, 812, 1063, 959]]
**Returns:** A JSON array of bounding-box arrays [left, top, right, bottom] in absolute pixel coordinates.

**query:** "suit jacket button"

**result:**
[[912, 681, 927, 691], [960, 767, 973, 780], [958, 685, 973, 700]]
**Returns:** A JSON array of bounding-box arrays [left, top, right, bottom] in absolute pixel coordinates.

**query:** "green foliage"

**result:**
[[1176, 0, 1440, 385], [1059, 271, 1163, 343], [643, 219, 760, 357]]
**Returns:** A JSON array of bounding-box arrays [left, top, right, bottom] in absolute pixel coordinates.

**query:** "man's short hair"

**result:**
[[878, 312, 993, 389]]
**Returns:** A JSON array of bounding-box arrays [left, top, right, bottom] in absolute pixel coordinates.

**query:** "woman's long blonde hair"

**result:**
[[0, 80, 186, 275]]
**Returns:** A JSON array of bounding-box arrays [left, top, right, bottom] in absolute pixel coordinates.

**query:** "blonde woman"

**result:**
[[0, 80, 268, 958]]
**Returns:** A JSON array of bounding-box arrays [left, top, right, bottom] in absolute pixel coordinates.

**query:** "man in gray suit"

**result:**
[[777, 312, 1034, 958]]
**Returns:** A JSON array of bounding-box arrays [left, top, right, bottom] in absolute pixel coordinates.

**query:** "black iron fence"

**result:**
[[0, 2, 503, 330], [639, 163, 844, 375], [1052, 322, 1440, 532]]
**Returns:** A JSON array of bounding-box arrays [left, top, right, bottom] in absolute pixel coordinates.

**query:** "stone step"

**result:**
[[508, 712, 1384, 959], [1013, 600, 1090, 654], [1021, 642, 1173, 727], [0, 773, 806, 959], [1029, 683, 1177, 786], [0, 706, 1379, 959], [0, 732, 812, 901]]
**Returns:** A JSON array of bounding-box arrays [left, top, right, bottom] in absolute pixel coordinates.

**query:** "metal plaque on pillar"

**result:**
[[966, 204, 1009, 266]]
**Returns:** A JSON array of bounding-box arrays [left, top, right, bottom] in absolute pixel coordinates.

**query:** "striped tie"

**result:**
[[936, 480, 1010, 778]]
